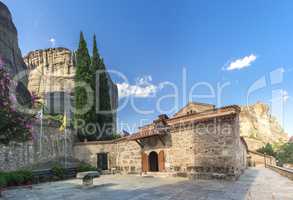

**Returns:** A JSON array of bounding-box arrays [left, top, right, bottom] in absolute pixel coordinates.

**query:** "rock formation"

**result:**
[[24, 48, 75, 97], [240, 102, 289, 150], [0, 1, 30, 104], [24, 48, 75, 114], [24, 48, 118, 130]]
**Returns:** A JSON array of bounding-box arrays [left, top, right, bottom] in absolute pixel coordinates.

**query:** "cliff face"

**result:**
[[24, 48, 118, 130], [0, 2, 27, 78], [24, 48, 75, 114], [24, 48, 75, 98], [0, 2, 30, 104], [240, 102, 289, 150]]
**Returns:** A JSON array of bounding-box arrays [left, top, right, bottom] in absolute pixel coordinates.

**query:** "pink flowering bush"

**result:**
[[0, 65, 35, 144]]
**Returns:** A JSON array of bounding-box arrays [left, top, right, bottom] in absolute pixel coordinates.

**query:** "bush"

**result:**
[[18, 170, 33, 183], [51, 164, 65, 179], [276, 143, 293, 165], [0, 170, 32, 187], [257, 143, 276, 157], [0, 174, 7, 188], [8, 172, 24, 185], [78, 163, 97, 172]]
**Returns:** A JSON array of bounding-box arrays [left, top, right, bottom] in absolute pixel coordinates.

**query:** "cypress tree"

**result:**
[[74, 32, 93, 140], [91, 35, 100, 73], [90, 34, 101, 99], [91, 35, 114, 140], [90, 35, 101, 135], [98, 59, 113, 140]]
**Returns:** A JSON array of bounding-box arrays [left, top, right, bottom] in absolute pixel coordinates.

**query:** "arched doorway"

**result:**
[[148, 151, 159, 172]]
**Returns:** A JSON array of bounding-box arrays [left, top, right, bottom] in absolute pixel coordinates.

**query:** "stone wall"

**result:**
[[74, 113, 248, 180], [0, 120, 76, 171], [74, 139, 141, 174], [248, 150, 276, 166], [185, 115, 247, 180], [174, 102, 215, 117], [284, 163, 293, 169]]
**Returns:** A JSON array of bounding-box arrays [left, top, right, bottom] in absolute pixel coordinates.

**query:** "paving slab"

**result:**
[[1, 167, 293, 200]]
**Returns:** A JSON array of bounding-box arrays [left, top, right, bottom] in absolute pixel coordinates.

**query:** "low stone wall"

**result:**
[[267, 164, 293, 181], [248, 151, 276, 166], [74, 139, 142, 174], [284, 163, 293, 169], [0, 120, 76, 171]]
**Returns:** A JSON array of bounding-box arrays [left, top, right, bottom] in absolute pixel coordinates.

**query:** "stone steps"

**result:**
[[141, 172, 177, 178]]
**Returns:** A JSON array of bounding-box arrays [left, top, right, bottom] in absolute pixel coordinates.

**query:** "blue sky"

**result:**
[[3, 0, 293, 136]]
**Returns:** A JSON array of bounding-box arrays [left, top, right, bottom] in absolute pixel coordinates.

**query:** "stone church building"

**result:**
[[74, 102, 248, 180]]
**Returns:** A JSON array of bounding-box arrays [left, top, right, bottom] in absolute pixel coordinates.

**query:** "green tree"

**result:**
[[89, 34, 101, 124], [97, 60, 113, 140], [88, 34, 102, 140], [74, 33, 115, 141], [257, 143, 276, 157], [74, 32, 93, 139], [276, 143, 293, 165], [91, 35, 114, 140]]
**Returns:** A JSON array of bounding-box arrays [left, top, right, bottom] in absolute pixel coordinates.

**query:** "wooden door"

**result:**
[[158, 150, 165, 172], [97, 153, 108, 170], [142, 152, 149, 172]]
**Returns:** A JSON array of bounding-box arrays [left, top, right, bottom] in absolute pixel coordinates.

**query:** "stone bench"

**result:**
[[76, 171, 100, 186]]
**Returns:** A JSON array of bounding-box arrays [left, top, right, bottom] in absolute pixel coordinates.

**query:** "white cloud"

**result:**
[[49, 38, 56, 47], [136, 75, 152, 85], [117, 76, 158, 98], [226, 54, 257, 71]]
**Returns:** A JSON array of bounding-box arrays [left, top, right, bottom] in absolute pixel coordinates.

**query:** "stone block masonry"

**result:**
[[0, 120, 76, 171], [74, 103, 248, 180], [74, 139, 142, 174]]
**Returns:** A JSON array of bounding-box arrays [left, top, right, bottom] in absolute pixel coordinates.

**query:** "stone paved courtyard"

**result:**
[[1, 167, 293, 200]]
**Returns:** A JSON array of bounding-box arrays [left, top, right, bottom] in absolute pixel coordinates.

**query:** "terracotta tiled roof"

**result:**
[[75, 137, 127, 145], [128, 127, 169, 140]]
